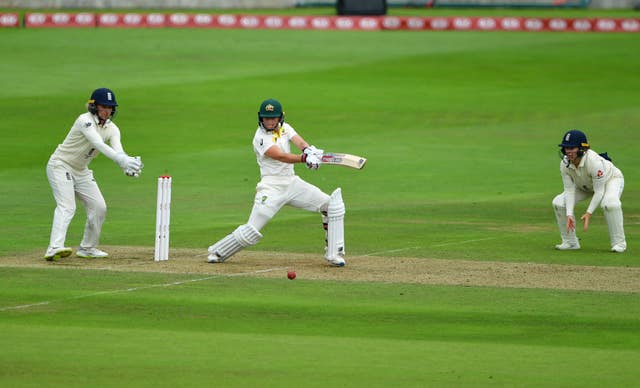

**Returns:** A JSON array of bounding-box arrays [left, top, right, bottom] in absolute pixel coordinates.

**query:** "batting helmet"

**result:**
[[559, 129, 590, 157], [258, 98, 284, 130], [88, 88, 118, 117]]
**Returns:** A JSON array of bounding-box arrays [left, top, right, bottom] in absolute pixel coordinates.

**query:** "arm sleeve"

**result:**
[[253, 131, 271, 157], [108, 125, 125, 154], [560, 166, 576, 217], [79, 122, 124, 162], [286, 124, 298, 139], [586, 159, 607, 214]]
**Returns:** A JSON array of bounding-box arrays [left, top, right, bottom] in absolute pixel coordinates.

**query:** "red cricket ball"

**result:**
[[287, 271, 296, 280]]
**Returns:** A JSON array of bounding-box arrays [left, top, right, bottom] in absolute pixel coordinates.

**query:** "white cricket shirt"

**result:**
[[50, 112, 124, 171], [560, 149, 623, 215], [253, 123, 298, 177]]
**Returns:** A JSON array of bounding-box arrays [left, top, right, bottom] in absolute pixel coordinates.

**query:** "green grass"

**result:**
[[2, 268, 639, 387], [1, 27, 637, 264], [0, 7, 639, 387]]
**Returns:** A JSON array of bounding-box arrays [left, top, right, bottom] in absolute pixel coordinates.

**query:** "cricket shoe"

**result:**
[[611, 244, 626, 253], [325, 255, 346, 267], [76, 247, 109, 258], [43, 247, 72, 261], [555, 242, 580, 250], [207, 253, 225, 263]]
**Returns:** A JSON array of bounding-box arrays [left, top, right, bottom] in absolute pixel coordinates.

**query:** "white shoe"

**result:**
[[207, 253, 224, 263], [76, 247, 109, 258], [611, 244, 626, 253], [555, 242, 580, 250], [44, 247, 72, 261], [325, 255, 346, 267]]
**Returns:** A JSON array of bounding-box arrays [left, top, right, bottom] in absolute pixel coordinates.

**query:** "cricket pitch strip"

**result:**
[[0, 246, 638, 293]]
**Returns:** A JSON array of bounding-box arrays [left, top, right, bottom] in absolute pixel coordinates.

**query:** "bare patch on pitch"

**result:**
[[0, 246, 638, 293]]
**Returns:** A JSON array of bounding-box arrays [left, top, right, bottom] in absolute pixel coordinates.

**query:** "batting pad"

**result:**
[[326, 188, 345, 260], [208, 224, 262, 262], [233, 224, 263, 246]]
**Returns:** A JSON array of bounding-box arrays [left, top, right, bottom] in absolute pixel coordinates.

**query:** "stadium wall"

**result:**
[[0, 0, 297, 8], [590, 0, 638, 8]]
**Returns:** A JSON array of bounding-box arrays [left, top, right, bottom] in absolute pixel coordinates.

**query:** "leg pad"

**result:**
[[208, 224, 262, 263], [326, 188, 346, 266]]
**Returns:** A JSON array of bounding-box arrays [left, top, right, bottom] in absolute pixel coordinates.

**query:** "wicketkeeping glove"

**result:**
[[123, 156, 143, 178]]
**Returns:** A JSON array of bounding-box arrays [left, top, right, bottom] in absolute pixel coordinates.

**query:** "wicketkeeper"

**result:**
[[207, 98, 346, 266], [44, 88, 144, 261], [552, 129, 626, 253]]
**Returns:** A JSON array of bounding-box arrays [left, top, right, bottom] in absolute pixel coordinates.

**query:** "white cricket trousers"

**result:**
[[247, 175, 330, 231], [46, 159, 106, 249], [552, 176, 626, 248]]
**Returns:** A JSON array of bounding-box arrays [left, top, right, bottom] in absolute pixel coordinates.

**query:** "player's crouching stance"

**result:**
[[552, 130, 626, 253], [207, 99, 346, 267], [43, 88, 144, 261]]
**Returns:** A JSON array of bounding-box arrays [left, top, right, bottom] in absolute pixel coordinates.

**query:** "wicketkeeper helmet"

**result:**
[[258, 98, 284, 130], [88, 88, 118, 117]]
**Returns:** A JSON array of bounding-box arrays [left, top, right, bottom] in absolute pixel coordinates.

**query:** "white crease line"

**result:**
[[431, 237, 500, 247], [362, 247, 420, 257], [0, 267, 286, 312], [363, 237, 501, 256]]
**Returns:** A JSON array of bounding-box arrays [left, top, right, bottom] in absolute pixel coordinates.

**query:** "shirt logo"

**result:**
[[261, 195, 268, 204], [272, 126, 283, 143], [596, 170, 604, 178], [84, 122, 92, 127]]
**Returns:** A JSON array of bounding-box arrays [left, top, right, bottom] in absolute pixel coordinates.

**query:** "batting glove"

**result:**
[[303, 145, 324, 158], [304, 153, 321, 170]]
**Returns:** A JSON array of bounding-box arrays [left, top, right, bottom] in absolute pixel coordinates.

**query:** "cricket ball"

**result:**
[[287, 271, 296, 280]]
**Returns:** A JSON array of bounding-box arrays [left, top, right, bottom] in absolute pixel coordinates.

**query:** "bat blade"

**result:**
[[321, 152, 367, 170]]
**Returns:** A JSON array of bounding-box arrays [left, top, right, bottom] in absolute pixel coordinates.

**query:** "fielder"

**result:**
[[207, 98, 346, 266], [552, 129, 626, 253], [44, 88, 144, 261]]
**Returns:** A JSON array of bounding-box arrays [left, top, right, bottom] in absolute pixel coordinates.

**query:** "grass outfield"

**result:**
[[0, 8, 639, 386], [2, 267, 639, 387]]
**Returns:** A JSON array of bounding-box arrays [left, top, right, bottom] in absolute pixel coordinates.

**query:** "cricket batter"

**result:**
[[553, 129, 626, 253], [207, 98, 346, 266], [44, 88, 144, 261]]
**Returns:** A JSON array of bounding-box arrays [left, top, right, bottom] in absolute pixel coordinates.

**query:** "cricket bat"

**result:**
[[321, 152, 367, 170]]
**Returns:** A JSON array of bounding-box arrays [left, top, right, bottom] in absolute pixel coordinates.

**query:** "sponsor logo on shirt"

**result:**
[[596, 170, 604, 178], [271, 126, 285, 143]]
